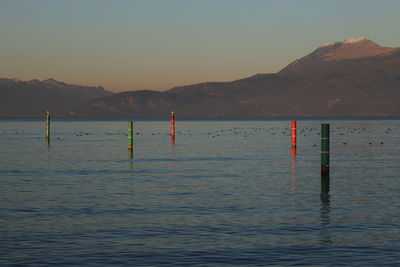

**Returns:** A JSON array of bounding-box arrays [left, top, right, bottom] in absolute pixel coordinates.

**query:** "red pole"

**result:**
[[291, 120, 297, 148], [171, 111, 175, 137]]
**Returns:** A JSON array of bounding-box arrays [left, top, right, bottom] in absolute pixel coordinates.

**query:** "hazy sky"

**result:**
[[1, 0, 400, 92]]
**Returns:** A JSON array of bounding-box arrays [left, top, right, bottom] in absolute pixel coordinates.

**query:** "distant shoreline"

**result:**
[[2, 116, 400, 121]]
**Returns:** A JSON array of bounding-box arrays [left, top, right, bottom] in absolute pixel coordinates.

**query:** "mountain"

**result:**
[[71, 37, 400, 118], [71, 75, 305, 118], [0, 78, 112, 117], [279, 38, 400, 76], [2, 38, 400, 118]]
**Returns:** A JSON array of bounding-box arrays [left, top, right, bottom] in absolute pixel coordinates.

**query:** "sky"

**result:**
[[1, 0, 400, 92]]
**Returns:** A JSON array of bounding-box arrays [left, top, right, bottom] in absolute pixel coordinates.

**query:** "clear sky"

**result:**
[[1, 0, 400, 92]]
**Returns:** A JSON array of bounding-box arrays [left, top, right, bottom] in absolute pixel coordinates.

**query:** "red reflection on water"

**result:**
[[290, 147, 298, 224], [171, 136, 175, 154], [291, 147, 297, 191], [169, 136, 176, 169], [291, 146, 297, 157]]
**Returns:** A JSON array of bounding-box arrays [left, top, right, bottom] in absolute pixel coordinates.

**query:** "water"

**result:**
[[1, 119, 399, 266]]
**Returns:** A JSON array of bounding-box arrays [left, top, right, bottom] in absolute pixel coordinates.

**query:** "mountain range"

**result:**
[[0, 78, 111, 117], [2, 37, 400, 118]]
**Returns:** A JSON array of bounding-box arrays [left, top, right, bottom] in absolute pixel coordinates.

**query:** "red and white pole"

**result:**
[[291, 120, 297, 148]]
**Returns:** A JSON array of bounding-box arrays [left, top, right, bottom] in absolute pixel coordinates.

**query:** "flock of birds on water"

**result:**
[[2, 126, 396, 146]]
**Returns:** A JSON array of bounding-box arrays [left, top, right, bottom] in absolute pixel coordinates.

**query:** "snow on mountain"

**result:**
[[343, 37, 368, 44]]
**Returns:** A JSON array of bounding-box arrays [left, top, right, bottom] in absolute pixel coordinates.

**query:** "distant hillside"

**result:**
[[3, 38, 400, 118], [0, 78, 112, 117], [71, 38, 400, 118]]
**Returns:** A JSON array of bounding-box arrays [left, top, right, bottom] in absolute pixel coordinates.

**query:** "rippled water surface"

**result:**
[[1, 119, 400, 266]]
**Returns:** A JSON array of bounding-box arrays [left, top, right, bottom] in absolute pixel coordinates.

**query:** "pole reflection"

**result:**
[[291, 148, 297, 192], [45, 138, 51, 152], [320, 174, 332, 244], [290, 148, 298, 224], [169, 136, 176, 169], [320, 175, 330, 205], [170, 136, 176, 155], [171, 136, 175, 149], [170, 136, 176, 156], [128, 149, 134, 170]]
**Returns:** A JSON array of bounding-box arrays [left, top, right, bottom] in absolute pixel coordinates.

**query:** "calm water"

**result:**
[[1, 119, 399, 266]]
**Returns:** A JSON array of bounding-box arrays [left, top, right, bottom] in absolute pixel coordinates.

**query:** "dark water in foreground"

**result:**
[[1, 119, 399, 266]]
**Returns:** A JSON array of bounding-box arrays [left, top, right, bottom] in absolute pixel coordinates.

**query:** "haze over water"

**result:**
[[1, 119, 400, 265]]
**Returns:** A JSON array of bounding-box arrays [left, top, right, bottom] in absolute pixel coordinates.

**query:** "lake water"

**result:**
[[1, 119, 399, 266]]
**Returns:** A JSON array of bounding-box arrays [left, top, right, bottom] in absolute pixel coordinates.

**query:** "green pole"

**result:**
[[45, 110, 50, 140], [321, 124, 330, 176], [128, 121, 133, 150]]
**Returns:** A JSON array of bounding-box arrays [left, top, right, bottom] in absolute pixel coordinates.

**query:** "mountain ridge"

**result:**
[[279, 38, 400, 76], [2, 38, 400, 117], [0, 78, 112, 117], [71, 38, 400, 118]]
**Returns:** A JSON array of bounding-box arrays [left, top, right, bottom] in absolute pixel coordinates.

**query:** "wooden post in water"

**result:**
[[45, 110, 50, 140], [291, 120, 297, 148], [170, 111, 175, 138], [321, 124, 330, 177], [128, 121, 133, 151]]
